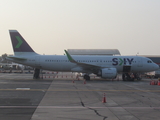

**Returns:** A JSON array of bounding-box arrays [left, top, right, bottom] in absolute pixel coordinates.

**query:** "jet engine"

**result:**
[[98, 68, 117, 79]]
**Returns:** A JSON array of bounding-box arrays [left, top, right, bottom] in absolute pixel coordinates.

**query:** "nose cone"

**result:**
[[153, 63, 159, 71]]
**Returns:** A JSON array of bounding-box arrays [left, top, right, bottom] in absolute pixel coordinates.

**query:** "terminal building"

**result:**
[[67, 49, 121, 56]]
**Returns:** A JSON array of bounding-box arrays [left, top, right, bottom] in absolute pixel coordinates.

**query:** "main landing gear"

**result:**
[[83, 74, 90, 81], [122, 73, 141, 81], [122, 73, 134, 81], [33, 68, 40, 79]]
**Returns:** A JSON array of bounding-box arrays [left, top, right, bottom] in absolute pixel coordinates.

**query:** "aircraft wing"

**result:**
[[64, 50, 105, 72]]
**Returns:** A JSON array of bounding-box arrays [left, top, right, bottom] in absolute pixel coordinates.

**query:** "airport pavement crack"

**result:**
[[81, 101, 85, 107], [87, 107, 108, 120], [73, 85, 108, 120], [80, 98, 108, 120]]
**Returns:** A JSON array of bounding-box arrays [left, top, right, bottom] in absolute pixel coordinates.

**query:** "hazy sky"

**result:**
[[0, 0, 160, 55]]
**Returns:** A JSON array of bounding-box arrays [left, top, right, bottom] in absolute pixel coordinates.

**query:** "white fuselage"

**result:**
[[7, 54, 159, 73]]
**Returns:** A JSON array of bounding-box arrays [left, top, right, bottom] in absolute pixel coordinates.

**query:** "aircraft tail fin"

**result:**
[[9, 30, 38, 56]]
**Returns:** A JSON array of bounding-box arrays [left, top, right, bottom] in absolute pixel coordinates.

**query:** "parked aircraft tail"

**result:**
[[9, 30, 38, 56]]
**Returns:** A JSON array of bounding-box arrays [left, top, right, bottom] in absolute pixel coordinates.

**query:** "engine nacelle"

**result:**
[[99, 68, 117, 79]]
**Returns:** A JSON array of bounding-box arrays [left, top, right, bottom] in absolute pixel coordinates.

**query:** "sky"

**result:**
[[0, 0, 160, 55]]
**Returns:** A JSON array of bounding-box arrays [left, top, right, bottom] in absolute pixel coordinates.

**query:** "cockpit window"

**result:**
[[147, 60, 152, 63]]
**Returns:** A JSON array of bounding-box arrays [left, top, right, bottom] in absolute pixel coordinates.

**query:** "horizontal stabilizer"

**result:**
[[7, 56, 27, 61]]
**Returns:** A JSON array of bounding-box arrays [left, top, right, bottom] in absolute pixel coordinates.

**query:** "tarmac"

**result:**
[[0, 72, 160, 120]]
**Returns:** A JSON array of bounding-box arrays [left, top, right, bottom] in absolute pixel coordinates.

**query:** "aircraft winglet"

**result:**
[[64, 50, 100, 70], [64, 50, 77, 63]]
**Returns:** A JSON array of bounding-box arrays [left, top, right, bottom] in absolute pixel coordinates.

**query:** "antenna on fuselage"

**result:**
[[136, 52, 139, 56]]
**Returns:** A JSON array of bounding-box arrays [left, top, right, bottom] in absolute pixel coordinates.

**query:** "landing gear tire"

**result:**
[[133, 73, 141, 81], [122, 73, 135, 81], [33, 68, 40, 79], [84, 74, 90, 81], [122, 73, 126, 81]]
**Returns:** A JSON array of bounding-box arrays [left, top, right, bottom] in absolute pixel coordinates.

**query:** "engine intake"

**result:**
[[100, 68, 117, 79]]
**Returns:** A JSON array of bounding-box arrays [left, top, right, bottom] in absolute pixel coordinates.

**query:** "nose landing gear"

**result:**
[[83, 74, 90, 81], [122, 73, 141, 81]]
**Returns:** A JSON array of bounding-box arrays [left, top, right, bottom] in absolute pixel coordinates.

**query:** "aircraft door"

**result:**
[[123, 66, 131, 72]]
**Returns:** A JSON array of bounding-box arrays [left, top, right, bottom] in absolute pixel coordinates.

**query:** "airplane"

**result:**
[[0, 63, 12, 71], [6, 30, 159, 80], [1, 55, 25, 72], [14, 63, 25, 72], [0, 62, 25, 73]]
